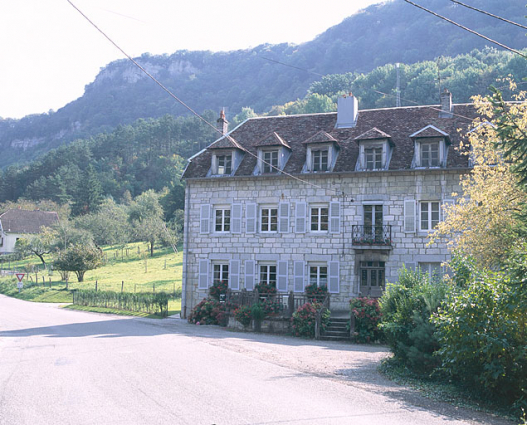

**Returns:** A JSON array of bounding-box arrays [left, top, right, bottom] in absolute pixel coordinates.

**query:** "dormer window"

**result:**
[[364, 147, 383, 170], [254, 132, 291, 175], [206, 135, 245, 177], [354, 128, 392, 172], [420, 141, 439, 167], [263, 150, 279, 173], [410, 125, 450, 169], [302, 131, 339, 173], [217, 154, 232, 175], [312, 149, 329, 172]]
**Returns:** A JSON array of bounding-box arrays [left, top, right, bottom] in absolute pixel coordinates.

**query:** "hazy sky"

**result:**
[[0, 0, 382, 119]]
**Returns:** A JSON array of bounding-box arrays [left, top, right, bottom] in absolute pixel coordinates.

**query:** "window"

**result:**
[[217, 154, 232, 175], [420, 141, 440, 167], [364, 205, 383, 239], [215, 208, 231, 232], [261, 207, 278, 232], [309, 264, 328, 287], [420, 201, 440, 231], [419, 262, 442, 283], [360, 261, 385, 296], [213, 264, 229, 286], [310, 206, 329, 232], [263, 150, 279, 173], [312, 149, 329, 172], [365, 147, 383, 170], [259, 264, 277, 287]]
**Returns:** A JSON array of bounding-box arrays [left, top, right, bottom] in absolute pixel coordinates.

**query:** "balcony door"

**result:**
[[364, 205, 383, 242]]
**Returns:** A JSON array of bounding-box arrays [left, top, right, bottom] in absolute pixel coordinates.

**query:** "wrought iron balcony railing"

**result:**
[[351, 225, 392, 246]]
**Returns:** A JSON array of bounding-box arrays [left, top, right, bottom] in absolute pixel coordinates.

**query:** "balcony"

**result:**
[[351, 225, 392, 249]]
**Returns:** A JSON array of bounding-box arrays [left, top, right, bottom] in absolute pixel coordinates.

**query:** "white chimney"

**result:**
[[335, 94, 359, 129], [439, 88, 453, 118]]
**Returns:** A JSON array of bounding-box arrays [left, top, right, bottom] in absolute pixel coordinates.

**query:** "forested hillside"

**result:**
[[1, 0, 525, 167]]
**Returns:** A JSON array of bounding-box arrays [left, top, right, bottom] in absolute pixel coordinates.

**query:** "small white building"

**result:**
[[181, 91, 477, 315], [0, 209, 59, 254]]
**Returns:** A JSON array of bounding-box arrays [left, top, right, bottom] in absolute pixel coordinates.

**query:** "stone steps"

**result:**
[[320, 317, 350, 341]]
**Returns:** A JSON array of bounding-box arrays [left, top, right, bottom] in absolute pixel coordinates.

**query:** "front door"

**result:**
[[360, 261, 385, 298]]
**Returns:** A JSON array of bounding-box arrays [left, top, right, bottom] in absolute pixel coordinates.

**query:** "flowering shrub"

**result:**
[[349, 297, 383, 343], [304, 283, 327, 302], [260, 297, 282, 316], [234, 305, 252, 327], [291, 302, 330, 338], [188, 297, 228, 325], [209, 280, 228, 301], [254, 283, 277, 295]]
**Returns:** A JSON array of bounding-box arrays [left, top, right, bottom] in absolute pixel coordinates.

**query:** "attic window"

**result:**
[[262, 150, 279, 173], [364, 147, 383, 170], [312, 149, 329, 172], [420, 141, 439, 167], [217, 154, 232, 175]]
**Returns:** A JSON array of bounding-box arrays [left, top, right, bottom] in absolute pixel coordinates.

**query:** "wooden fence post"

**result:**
[[121, 281, 124, 293], [95, 280, 98, 292]]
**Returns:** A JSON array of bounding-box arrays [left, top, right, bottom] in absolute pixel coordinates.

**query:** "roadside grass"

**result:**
[[62, 299, 181, 319], [0, 242, 182, 317]]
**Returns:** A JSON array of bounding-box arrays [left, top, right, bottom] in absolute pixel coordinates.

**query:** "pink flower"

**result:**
[[196, 321, 200, 325]]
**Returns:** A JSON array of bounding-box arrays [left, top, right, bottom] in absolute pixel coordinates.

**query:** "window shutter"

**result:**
[[294, 261, 305, 293], [329, 201, 340, 233], [277, 261, 288, 292], [442, 199, 455, 221], [200, 204, 210, 234], [198, 259, 210, 289], [328, 261, 339, 294], [279, 202, 290, 233], [230, 259, 240, 290], [231, 203, 242, 233], [246, 203, 257, 234], [244, 260, 255, 291], [295, 202, 307, 233], [404, 200, 416, 232]]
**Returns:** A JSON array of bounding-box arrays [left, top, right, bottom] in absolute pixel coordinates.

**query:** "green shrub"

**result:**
[[379, 267, 449, 374], [234, 305, 252, 327], [209, 280, 228, 301], [254, 283, 277, 295], [304, 283, 327, 302], [349, 297, 383, 343], [251, 303, 264, 321], [188, 297, 228, 325], [291, 302, 330, 338]]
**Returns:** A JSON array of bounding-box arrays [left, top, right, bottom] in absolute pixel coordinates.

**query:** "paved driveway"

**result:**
[[0, 295, 513, 425]]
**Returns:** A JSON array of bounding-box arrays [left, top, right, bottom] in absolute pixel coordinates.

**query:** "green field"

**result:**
[[0, 242, 182, 316]]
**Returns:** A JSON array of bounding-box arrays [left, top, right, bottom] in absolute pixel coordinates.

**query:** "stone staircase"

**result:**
[[320, 317, 350, 342]]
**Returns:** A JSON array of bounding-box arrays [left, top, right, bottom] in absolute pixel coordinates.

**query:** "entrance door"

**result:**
[[360, 261, 385, 298]]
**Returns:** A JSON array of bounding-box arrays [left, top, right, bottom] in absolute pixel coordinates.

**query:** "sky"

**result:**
[[0, 0, 382, 119]]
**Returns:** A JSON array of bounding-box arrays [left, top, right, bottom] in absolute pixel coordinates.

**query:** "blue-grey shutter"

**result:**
[[328, 261, 339, 293], [231, 203, 242, 234], [198, 259, 210, 289], [244, 260, 255, 291], [229, 259, 240, 290], [329, 201, 340, 233], [404, 200, 416, 232], [277, 261, 288, 292], [294, 261, 305, 293], [246, 203, 257, 234], [279, 202, 290, 233], [295, 202, 307, 233], [200, 205, 211, 234]]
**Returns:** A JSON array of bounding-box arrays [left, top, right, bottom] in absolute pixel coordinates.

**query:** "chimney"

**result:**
[[439, 88, 453, 118], [335, 93, 359, 129], [217, 108, 229, 135]]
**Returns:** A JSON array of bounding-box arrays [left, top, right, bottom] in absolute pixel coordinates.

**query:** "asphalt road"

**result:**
[[0, 295, 514, 425]]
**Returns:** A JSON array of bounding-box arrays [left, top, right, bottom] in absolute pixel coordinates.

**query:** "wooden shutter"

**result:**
[[279, 202, 290, 233], [329, 201, 340, 233], [328, 261, 339, 294], [277, 261, 288, 292], [200, 204, 211, 234], [244, 260, 255, 291], [294, 261, 305, 293], [198, 259, 210, 289], [295, 202, 307, 233], [404, 200, 416, 232], [229, 259, 240, 290], [246, 203, 257, 234], [231, 203, 242, 234]]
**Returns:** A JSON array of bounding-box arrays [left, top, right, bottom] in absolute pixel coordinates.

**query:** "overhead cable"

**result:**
[[449, 0, 527, 31]]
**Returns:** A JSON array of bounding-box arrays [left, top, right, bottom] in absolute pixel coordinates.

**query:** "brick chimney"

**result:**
[[439, 88, 453, 118], [335, 93, 358, 129], [217, 108, 229, 135]]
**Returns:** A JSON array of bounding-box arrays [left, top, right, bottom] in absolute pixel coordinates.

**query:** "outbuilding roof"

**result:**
[[0, 209, 59, 234]]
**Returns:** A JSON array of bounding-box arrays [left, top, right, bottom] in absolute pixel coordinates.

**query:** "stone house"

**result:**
[[0, 209, 59, 255], [181, 91, 477, 315]]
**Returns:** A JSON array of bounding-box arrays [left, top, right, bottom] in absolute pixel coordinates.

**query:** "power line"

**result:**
[[260, 56, 324, 77], [403, 0, 527, 60], [449, 0, 527, 31], [66, 0, 345, 198]]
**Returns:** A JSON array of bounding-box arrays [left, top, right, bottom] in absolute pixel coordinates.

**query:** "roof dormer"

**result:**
[[253, 132, 291, 175], [354, 127, 393, 171], [410, 125, 450, 168], [302, 131, 339, 173], [207, 135, 245, 177]]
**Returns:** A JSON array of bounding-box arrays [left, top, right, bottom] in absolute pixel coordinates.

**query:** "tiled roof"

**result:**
[[253, 132, 291, 149], [0, 209, 59, 234], [302, 131, 338, 145], [410, 124, 450, 139], [354, 127, 391, 141], [183, 103, 477, 179], [208, 135, 244, 150]]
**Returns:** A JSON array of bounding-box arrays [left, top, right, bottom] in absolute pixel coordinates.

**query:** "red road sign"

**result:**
[[16, 273, 25, 282]]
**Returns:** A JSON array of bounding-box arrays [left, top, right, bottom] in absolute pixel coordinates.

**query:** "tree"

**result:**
[[15, 229, 55, 265], [128, 190, 165, 257], [54, 244, 103, 282], [431, 87, 527, 268], [72, 164, 103, 216]]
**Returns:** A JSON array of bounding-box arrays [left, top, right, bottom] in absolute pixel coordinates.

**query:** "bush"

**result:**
[[251, 303, 264, 321], [349, 297, 383, 343], [188, 297, 228, 325], [379, 267, 449, 374], [291, 302, 330, 338], [234, 305, 252, 327], [304, 283, 327, 301], [209, 280, 228, 301], [254, 283, 276, 295], [433, 271, 527, 409]]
